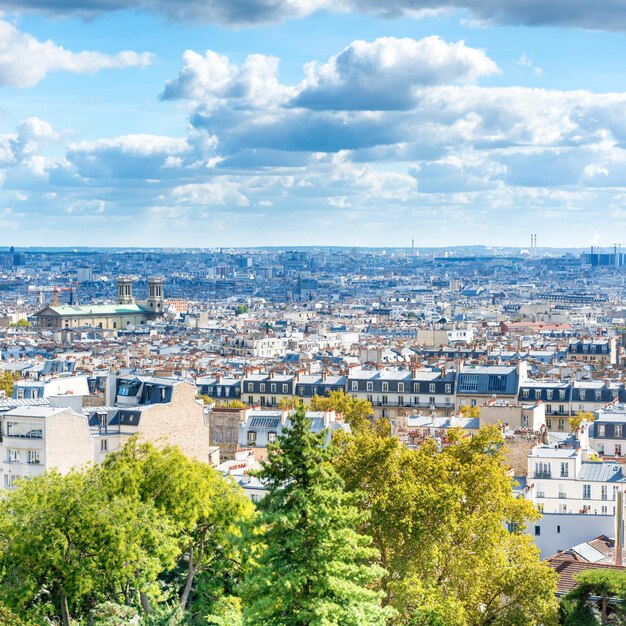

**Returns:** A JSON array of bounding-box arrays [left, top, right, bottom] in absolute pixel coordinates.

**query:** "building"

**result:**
[[35, 276, 165, 330], [567, 338, 617, 366], [0, 405, 93, 488], [591, 405, 626, 458], [456, 363, 526, 408]]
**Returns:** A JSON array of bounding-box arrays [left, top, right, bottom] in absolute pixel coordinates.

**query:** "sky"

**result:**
[[1, 2, 626, 248]]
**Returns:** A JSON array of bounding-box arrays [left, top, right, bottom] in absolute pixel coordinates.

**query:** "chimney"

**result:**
[[280, 409, 289, 426], [323, 409, 334, 428], [105, 371, 116, 406], [617, 490, 623, 567]]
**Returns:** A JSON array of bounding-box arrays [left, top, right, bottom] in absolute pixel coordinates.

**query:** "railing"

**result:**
[[534, 471, 552, 479]]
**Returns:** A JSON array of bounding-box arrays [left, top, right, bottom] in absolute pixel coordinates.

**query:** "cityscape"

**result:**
[[3, 0, 626, 625]]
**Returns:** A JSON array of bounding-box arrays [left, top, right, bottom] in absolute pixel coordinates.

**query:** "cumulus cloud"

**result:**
[[161, 50, 292, 107], [294, 36, 498, 110], [0, 18, 152, 88], [3, 0, 626, 30]]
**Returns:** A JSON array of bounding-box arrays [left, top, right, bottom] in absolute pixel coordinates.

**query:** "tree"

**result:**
[[459, 404, 480, 418], [0, 467, 179, 626], [277, 396, 296, 410], [235, 305, 249, 316], [310, 390, 373, 431], [0, 370, 19, 397], [12, 319, 31, 328], [240, 404, 391, 626], [333, 425, 558, 625], [101, 439, 254, 613], [569, 410, 595, 433], [561, 569, 626, 625]]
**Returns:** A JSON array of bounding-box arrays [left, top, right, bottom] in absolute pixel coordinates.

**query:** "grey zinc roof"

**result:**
[[577, 462, 624, 483], [529, 446, 579, 458], [249, 417, 281, 429]]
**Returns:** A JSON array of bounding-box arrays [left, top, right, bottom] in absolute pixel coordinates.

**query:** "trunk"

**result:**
[[88, 611, 94, 626], [140, 591, 153, 614], [180, 544, 196, 610], [602, 592, 607, 624], [60, 589, 71, 626], [180, 531, 207, 610]]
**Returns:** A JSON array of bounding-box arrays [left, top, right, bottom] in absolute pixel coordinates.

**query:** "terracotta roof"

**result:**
[[546, 552, 626, 594]]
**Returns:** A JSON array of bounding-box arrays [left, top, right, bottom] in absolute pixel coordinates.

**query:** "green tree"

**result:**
[[101, 439, 254, 613], [0, 370, 19, 397], [459, 404, 480, 418], [0, 467, 179, 626], [12, 319, 31, 328], [561, 569, 626, 625], [240, 404, 391, 626], [334, 425, 558, 625], [569, 410, 595, 433], [235, 305, 249, 316], [310, 390, 373, 431]]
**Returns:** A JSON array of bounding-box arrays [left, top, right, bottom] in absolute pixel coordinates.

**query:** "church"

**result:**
[[35, 276, 165, 330]]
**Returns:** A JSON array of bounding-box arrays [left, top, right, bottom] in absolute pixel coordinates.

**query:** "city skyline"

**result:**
[[1, 3, 626, 246]]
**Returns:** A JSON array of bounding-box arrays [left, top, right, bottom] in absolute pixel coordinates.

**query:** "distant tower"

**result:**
[[147, 276, 164, 313], [117, 276, 134, 304]]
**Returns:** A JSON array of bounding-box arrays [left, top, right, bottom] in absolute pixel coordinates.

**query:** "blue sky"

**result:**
[[1, 2, 626, 248]]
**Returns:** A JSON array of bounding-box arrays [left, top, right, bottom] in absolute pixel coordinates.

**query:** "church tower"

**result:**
[[147, 276, 164, 314]]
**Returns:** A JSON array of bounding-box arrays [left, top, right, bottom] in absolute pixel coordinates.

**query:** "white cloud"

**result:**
[[0, 18, 152, 88], [170, 182, 251, 206], [161, 50, 292, 107], [516, 53, 542, 76], [295, 36, 499, 110]]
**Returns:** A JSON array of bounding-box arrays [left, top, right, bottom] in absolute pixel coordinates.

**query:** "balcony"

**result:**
[[534, 471, 552, 479]]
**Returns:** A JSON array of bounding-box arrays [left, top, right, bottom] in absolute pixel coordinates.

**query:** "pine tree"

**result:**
[[240, 404, 390, 626]]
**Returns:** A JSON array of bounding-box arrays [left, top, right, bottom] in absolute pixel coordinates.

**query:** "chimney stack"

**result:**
[[617, 490, 624, 567]]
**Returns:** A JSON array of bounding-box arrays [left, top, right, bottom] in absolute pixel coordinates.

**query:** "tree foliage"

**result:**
[[333, 425, 558, 625], [459, 404, 480, 418], [240, 404, 391, 625], [310, 390, 373, 431], [560, 569, 626, 625], [569, 410, 595, 433]]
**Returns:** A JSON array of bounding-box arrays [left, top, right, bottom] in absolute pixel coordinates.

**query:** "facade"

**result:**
[[567, 338, 617, 365], [242, 373, 295, 407], [35, 276, 165, 330], [590, 406, 626, 458], [456, 363, 526, 408], [0, 405, 93, 488]]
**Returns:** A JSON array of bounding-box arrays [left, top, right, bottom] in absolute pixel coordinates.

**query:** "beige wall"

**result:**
[[136, 382, 210, 462], [45, 409, 94, 474], [38, 313, 150, 330]]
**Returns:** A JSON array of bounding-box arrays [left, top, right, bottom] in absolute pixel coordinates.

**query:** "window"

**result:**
[[546, 390, 553, 400], [459, 374, 479, 393], [101, 439, 108, 452], [546, 419, 552, 429], [595, 390, 602, 401], [268, 432, 276, 444], [248, 396, 254, 405], [247, 383, 253, 392], [535, 463, 551, 479], [535, 390, 541, 400], [382, 395, 388, 405], [367, 395, 373, 403], [445, 384, 452, 394], [522, 389, 530, 399], [16, 388, 24, 399], [398, 383, 404, 392], [602, 485, 608, 501], [558, 504, 567, 513], [536, 482, 545, 498], [247, 431, 257, 445], [351, 381, 358, 391], [534, 526, 541, 536], [366, 382, 373, 392], [8, 449, 19, 463], [282, 384, 288, 393], [558, 484, 567, 498], [260, 383, 265, 393], [597, 424, 606, 437], [546, 405, 552, 414], [558, 419, 564, 431], [470, 399, 477, 407], [488, 375, 507, 393], [616, 425, 623, 438], [382, 382, 389, 392], [557, 525, 561, 533], [27, 450, 40, 464], [4, 474, 18, 488], [398, 396, 404, 406], [602, 506, 608, 514], [429, 383, 436, 393], [583, 484, 591, 500], [579, 389, 586, 401], [560, 462, 569, 477], [559, 390, 566, 400], [270, 383, 276, 393], [413, 383, 420, 393], [429, 397, 436, 406], [617, 444, 622, 457]]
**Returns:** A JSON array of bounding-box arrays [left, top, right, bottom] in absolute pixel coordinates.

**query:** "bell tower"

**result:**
[[147, 276, 164, 314]]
